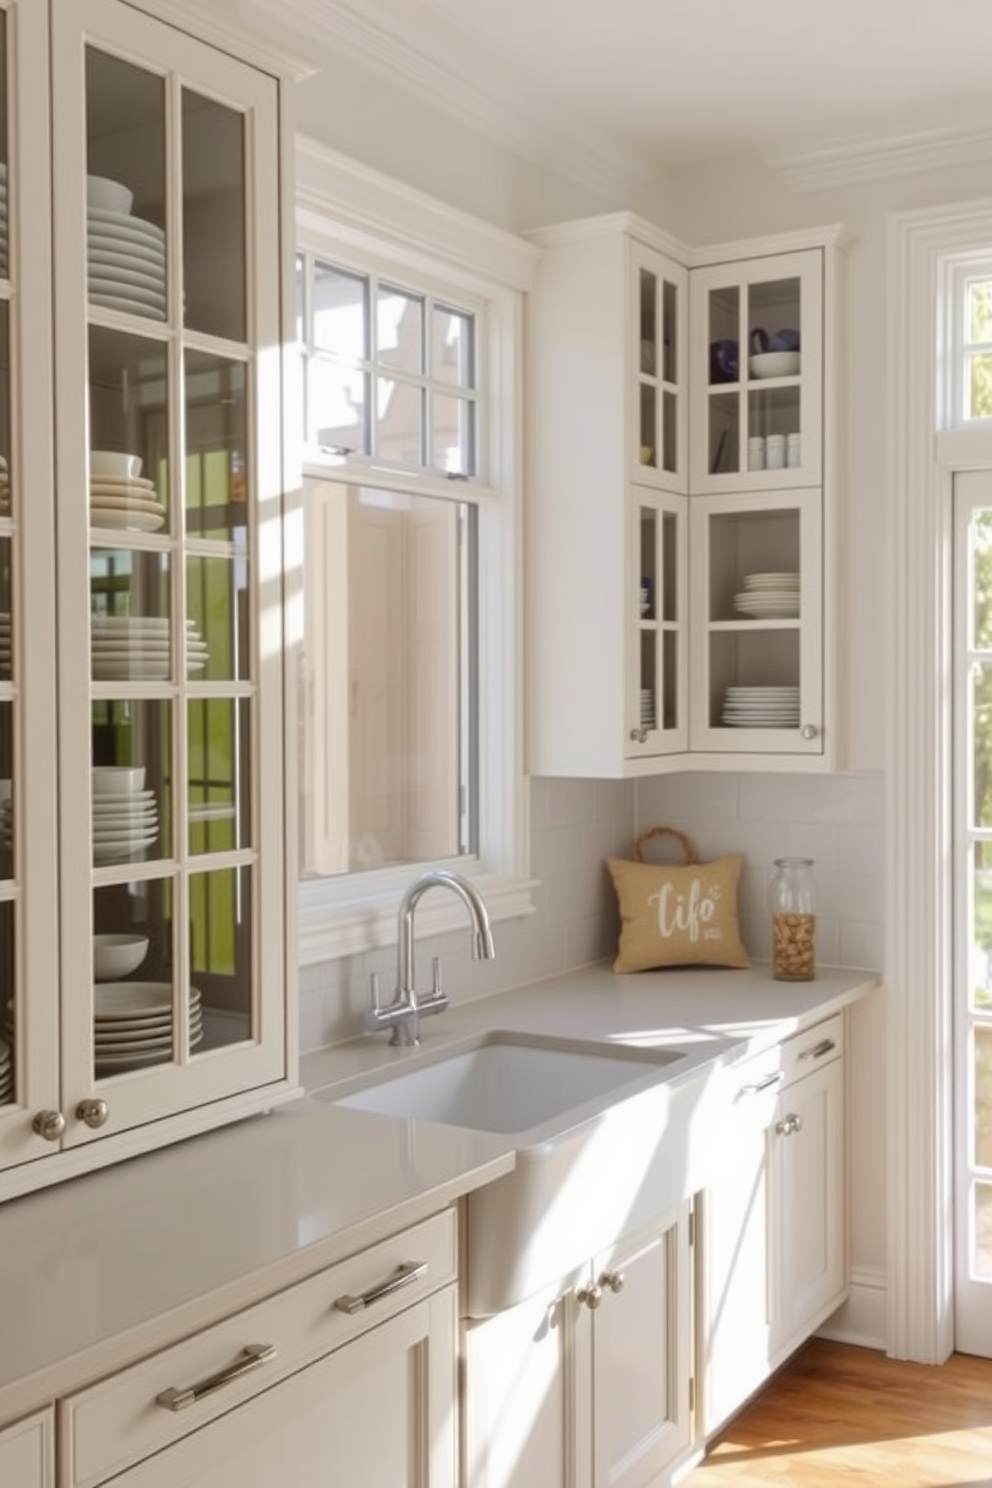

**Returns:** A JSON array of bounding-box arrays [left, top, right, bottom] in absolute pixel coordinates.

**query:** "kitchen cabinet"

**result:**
[[0, 1409, 54, 1488], [0, 0, 298, 1201], [462, 1201, 693, 1488], [697, 1014, 846, 1437], [59, 1210, 457, 1488], [525, 214, 690, 778], [525, 215, 845, 777]]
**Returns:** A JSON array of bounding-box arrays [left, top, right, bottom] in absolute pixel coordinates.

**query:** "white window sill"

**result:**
[[297, 872, 539, 966]]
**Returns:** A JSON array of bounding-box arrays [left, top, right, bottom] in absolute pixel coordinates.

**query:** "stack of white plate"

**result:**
[[94, 982, 203, 1076], [0, 1036, 11, 1104], [0, 611, 9, 680], [92, 782, 159, 864], [639, 688, 655, 729], [90, 472, 165, 532], [721, 685, 800, 728], [733, 572, 800, 620], [91, 616, 208, 681], [0, 163, 8, 279], [87, 191, 165, 320]]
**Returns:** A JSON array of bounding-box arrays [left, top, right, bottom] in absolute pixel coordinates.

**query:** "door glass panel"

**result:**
[[184, 352, 247, 541], [187, 697, 250, 856], [0, 302, 10, 495], [90, 547, 171, 627], [89, 328, 169, 530], [85, 49, 166, 324], [0, 898, 12, 1105], [90, 699, 172, 866], [183, 89, 245, 341], [0, 701, 12, 876], [185, 555, 249, 683], [189, 864, 253, 1049]]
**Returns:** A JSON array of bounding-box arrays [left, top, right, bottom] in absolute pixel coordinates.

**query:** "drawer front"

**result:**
[[60, 1209, 455, 1488], [725, 1012, 844, 1121]]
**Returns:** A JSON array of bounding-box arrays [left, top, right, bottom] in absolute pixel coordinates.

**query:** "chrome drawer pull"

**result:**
[[798, 1037, 836, 1061], [738, 1070, 784, 1097], [156, 1342, 277, 1411], [334, 1260, 428, 1315]]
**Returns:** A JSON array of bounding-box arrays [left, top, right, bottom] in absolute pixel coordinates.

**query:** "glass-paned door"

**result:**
[[627, 489, 687, 760], [953, 470, 992, 1355], [50, 0, 286, 1147]]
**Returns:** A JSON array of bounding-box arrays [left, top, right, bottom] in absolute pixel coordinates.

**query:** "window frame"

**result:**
[[292, 141, 539, 965]]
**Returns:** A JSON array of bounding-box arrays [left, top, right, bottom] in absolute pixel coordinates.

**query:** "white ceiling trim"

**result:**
[[241, 0, 656, 201], [762, 119, 992, 194]]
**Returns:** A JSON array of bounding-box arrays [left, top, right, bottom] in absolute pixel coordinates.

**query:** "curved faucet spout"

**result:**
[[398, 869, 495, 998]]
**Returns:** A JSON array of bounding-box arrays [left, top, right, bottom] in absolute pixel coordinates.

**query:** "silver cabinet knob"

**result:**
[[800, 724, 817, 740], [599, 1269, 625, 1294], [31, 1109, 65, 1142], [76, 1098, 110, 1129], [576, 1282, 603, 1310], [629, 728, 648, 744], [775, 1112, 803, 1137]]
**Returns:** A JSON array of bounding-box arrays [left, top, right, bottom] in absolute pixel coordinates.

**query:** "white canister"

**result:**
[[787, 431, 801, 468], [766, 433, 786, 469], [747, 435, 765, 470]]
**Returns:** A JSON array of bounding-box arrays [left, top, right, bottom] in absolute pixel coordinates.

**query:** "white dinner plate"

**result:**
[[86, 205, 165, 240], [95, 1021, 204, 1053], [93, 1005, 203, 1034], [85, 231, 165, 269], [86, 244, 163, 273], [93, 617, 195, 629], [91, 509, 166, 533], [90, 497, 165, 516], [90, 474, 157, 493], [88, 276, 166, 307], [88, 262, 165, 294], [89, 291, 166, 321], [94, 982, 199, 1017], [92, 788, 156, 806], [742, 572, 801, 588]]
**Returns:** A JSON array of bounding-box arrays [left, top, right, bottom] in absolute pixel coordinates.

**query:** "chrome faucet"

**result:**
[[365, 870, 496, 1046]]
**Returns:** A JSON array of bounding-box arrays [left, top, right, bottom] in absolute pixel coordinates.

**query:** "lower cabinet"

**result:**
[[57, 1211, 458, 1488], [462, 1201, 693, 1488], [697, 1013, 846, 1437], [0, 1408, 54, 1488]]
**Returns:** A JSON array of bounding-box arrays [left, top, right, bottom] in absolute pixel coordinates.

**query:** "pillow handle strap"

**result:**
[[633, 825, 697, 865]]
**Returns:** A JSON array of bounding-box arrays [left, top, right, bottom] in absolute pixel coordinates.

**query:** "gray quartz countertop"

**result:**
[[0, 959, 877, 1422]]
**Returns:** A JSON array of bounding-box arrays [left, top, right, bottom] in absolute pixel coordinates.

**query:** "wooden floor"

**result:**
[[685, 1338, 992, 1487]]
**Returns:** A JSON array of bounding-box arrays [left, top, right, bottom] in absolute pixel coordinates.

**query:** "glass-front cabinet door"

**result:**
[[688, 491, 823, 756], [631, 242, 687, 491], [44, 0, 288, 1155], [627, 491, 687, 761], [689, 249, 823, 493]]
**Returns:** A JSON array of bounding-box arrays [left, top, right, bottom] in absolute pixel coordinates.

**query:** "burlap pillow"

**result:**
[[607, 827, 750, 973]]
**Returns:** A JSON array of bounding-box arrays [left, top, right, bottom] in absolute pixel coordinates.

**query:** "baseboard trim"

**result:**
[[816, 1268, 887, 1352]]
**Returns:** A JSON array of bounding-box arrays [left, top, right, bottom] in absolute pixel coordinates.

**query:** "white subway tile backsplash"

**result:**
[[298, 769, 884, 1053]]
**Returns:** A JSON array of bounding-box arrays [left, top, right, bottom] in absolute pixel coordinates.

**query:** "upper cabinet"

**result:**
[[0, 0, 298, 1201], [525, 214, 845, 779]]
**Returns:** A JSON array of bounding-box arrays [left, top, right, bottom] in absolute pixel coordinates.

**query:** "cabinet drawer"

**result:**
[[59, 1209, 455, 1488], [726, 1012, 844, 1115]]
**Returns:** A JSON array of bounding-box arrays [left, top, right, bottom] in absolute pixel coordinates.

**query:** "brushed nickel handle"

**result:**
[[576, 1282, 603, 1310], [31, 1109, 65, 1142], [599, 1269, 625, 1294], [334, 1260, 427, 1315], [776, 1112, 803, 1137], [76, 1098, 110, 1129], [737, 1070, 784, 1098], [798, 1037, 836, 1062], [156, 1343, 277, 1411]]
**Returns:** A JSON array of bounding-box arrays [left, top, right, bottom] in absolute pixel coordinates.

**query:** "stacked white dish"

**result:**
[[721, 685, 800, 728], [91, 615, 208, 680], [734, 571, 800, 620], [91, 764, 159, 864], [90, 449, 164, 532], [86, 175, 165, 320], [0, 1036, 11, 1104], [94, 981, 203, 1076], [639, 688, 655, 730]]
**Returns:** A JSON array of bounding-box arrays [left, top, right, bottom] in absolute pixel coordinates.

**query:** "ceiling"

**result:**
[[238, 0, 992, 193]]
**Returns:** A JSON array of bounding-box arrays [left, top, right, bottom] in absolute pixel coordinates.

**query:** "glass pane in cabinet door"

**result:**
[[187, 697, 251, 856], [638, 384, 657, 471], [661, 392, 677, 476], [182, 89, 245, 342], [0, 303, 10, 497], [90, 699, 172, 868], [661, 511, 678, 624], [89, 329, 169, 529], [661, 279, 677, 385], [746, 277, 802, 377], [0, 701, 12, 879], [186, 555, 250, 683], [709, 393, 738, 476], [90, 548, 172, 657], [92, 876, 187, 1082], [189, 864, 254, 1051], [639, 631, 657, 734], [184, 351, 247, 542], [661, 631, 678, 730], [85, 51, 166, 325], [0, 6, 7, 280], [639, 509, 656, 621], [0, 898, 12, 1106], [0, 534, 11, 680]]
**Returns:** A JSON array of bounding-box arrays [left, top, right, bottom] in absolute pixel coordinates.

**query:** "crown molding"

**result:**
[[241, 0, 656, 203], [763, 119, 992, 194]]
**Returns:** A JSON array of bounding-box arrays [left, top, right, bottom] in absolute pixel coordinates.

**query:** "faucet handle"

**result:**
[[370, 970, 382, 1012], [419, 956, 448, 1020], [431, 957, 442, 998]]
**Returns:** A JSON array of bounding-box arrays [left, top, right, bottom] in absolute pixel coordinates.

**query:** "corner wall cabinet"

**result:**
[[697, 1014, 846, 1437], [525, 215, 845, 777], [0, 0, 297, 1200], [462, 1202, 693, 1488]]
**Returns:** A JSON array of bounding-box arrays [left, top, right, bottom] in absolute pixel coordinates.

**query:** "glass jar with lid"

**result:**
[[769, 857, 816, 980]]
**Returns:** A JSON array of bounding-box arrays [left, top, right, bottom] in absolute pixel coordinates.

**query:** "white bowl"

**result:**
[[749, 351, 800, 380], [86, 175, 134, 215], [92, 765, 146, 795], [93, 933, 150, 982], [90, 450, 143, 480]]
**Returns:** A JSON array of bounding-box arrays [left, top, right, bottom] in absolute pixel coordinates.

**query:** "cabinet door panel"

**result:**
[[0, 1408, 54, 1488], [95, 1290, 456, 1488]]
